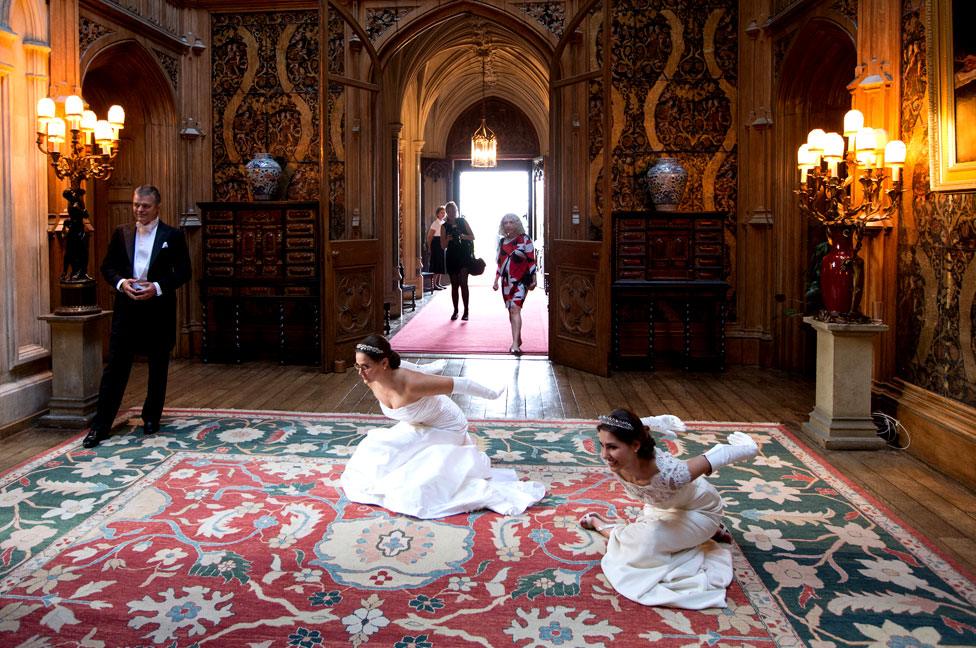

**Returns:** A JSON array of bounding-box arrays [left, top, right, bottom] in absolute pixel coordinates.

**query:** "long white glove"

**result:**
[[452, 376, 504, 399], [640, 414, 686, 433], [399, 359, 446, 374], [704, 431, 758, 473]]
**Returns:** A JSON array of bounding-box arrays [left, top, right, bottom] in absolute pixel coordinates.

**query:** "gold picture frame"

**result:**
[[927, 0, 976, 190]]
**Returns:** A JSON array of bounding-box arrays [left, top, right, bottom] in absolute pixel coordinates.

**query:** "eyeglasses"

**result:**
[[353, 363, 371, 372]]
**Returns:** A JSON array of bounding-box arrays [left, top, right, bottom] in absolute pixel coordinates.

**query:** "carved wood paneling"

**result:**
[[79, 16, 113, 56], [335, 268, 375, 340], [365, 6, 417, 42], [514, 2, 566, 39], [555, 271, 596, 342]]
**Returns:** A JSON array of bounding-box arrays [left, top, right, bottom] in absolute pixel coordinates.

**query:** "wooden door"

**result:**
[[546, 0, 610, 376], [321, 3, 383, 369]]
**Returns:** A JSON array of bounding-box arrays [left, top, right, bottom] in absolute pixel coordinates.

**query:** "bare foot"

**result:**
[[579, 512, 611, 531], [712, 524, 733, 544]]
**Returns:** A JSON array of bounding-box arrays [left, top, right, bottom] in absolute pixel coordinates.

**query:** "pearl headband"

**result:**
[[355, 343, 383, 354]]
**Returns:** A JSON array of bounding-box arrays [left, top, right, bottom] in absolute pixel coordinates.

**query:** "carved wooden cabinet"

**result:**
[[198, 201, 321, 364], [612, 211, 729, 370]]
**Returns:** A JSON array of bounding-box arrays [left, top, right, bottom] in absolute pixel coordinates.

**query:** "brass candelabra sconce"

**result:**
[[796, 109, 905, 322], [36, 95, 124, 314]]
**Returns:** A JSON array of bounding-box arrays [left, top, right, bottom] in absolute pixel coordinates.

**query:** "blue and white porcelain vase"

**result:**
[[645, 157, 688, 212], [245, 152, 282, 201]]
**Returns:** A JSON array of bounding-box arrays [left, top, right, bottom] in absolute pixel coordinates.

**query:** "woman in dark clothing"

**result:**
[[441, 200, 475, 320]]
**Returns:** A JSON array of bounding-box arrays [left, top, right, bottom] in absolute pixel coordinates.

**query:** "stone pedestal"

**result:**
[[37, 311, 111, 429], [802, 316, 888, 450]]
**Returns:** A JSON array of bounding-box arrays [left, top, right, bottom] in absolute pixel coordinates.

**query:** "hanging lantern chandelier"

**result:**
[[471, 36, 497, 168]]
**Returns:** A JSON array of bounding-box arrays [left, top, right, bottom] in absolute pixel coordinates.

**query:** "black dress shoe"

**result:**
[[143, 421, 160, 435], [461, 311, 469, 321], [82, 429, 107, 449], [451, 310, 458, 320]]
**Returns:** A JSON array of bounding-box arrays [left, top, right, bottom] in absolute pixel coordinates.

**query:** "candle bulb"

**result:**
[[36, 97, 55, 134], [885, 139, 907, 183], [94, 120, 114, 154], [843, 109, 864, 151]]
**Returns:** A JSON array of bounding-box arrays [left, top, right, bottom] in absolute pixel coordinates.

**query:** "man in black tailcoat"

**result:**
[[83, 185, 192, 448]]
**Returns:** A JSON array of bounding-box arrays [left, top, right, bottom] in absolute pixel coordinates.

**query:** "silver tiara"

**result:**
[[355, 343, 383, 354], [598, 415, 633, 431]]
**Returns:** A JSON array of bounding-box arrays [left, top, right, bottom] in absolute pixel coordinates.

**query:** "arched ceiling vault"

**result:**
[[378, 10, 552, 156]]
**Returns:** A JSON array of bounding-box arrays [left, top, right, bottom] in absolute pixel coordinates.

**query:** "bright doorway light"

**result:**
[[459, 170, 529, 284]]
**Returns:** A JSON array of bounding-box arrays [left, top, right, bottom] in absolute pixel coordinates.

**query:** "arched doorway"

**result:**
[[365, 5, 554, 354], [81, 40, 180, 352], [774, 19, 857, 372]]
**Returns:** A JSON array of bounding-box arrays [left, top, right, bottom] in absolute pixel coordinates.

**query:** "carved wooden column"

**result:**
[[176, 7, 210, 357], [45, 0, 80, 213], [388, 122, 403, 318], [735, 1, 776, 365], [408, 138, 425, 291], [851, 0, 902, 380]]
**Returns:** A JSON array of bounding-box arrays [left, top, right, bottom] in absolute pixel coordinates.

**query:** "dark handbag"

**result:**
[[468, 257, 487, 276]]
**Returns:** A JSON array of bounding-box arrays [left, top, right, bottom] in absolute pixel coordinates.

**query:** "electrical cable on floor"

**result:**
[[873, 411, 911, 450]]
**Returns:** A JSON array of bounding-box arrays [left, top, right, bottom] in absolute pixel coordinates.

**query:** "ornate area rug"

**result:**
[[1, 409, 974, 647]]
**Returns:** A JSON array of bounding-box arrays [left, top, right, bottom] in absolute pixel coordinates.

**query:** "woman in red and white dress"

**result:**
[[492, 214, 537, 355]]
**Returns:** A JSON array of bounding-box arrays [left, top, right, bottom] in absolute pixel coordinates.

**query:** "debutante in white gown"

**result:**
[[339, 393, 546, 519], [601, 447, 733, 609]]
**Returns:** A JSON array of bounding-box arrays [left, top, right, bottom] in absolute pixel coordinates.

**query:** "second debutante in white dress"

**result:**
[[580, 408, 758, 609], [340, 334, 546, 519]]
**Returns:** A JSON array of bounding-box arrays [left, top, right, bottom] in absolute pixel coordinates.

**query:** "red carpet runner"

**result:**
[[392, 284, 549, 355]]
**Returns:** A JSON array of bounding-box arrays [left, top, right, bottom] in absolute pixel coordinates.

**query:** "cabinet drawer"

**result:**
[[694, 268, 723, 280], [651, 218, 691, 229], [287, 266, 316, 278], [206, 252, 234, 265], [206, 266, 234, 277], [617, 218, 646, 230], [695, 229, 722, 243], [206, 224, 234, 236], [286, 251, 315, 264], [618, 231, 646, 243], [695, 218, 723, 230], [695, 243, 723, 256], [286, 223, 314, 235], [286, 209, 315, 222], [240, 286, 275, 297]]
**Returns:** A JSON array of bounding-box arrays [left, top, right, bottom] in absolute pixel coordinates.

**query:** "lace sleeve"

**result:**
[[654, 449, 691, 491]]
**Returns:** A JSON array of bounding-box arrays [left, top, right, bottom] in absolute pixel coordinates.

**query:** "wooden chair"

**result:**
[[399, 264, 416, 311]]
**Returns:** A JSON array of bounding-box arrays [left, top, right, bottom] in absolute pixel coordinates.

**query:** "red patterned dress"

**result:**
[[495, 234, 537, 309]]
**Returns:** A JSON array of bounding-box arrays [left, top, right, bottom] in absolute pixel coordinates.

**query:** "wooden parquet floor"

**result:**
[[4, 356, 974, 577]]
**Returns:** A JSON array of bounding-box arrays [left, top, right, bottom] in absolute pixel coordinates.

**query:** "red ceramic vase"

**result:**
[[820, 226, 856, 313]]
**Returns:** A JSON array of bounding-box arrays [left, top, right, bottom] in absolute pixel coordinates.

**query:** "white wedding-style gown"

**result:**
[[600, 447, 733, 609], [339, 393, 546, 519]]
